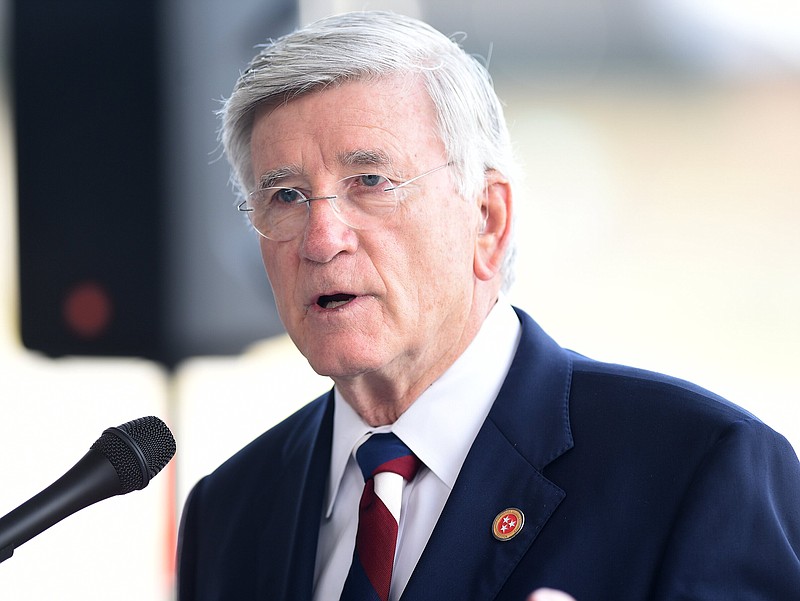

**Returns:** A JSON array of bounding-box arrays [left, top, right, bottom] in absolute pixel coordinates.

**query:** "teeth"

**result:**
[[326, 299, 350, 309], [318, 294, 355, 309]]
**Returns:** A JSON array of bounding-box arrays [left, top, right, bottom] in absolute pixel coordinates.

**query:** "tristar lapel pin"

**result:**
[[492, 508, 524, 541]]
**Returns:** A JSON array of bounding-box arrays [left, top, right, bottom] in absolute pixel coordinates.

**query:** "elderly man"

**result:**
[[177, 11, 800, 601]]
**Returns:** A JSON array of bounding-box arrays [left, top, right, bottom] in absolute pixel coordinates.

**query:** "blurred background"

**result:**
[[1, 0, 798, 598]]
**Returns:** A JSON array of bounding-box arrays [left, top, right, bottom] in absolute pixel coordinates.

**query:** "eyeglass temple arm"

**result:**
[[385, 163, 451, 192]]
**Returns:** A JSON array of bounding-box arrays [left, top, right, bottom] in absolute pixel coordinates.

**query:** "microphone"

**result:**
[[0, 415, 176, 563]]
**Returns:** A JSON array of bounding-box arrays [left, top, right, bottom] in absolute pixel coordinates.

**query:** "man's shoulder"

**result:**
[[510, 306, 758, 427], [567, 351, 759, 427]]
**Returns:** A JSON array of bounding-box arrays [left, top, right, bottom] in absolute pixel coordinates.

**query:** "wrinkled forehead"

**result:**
[[248, 76, 445, 182]]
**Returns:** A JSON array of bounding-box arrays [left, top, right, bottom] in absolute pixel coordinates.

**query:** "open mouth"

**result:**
[[317, 293, 356, 309]]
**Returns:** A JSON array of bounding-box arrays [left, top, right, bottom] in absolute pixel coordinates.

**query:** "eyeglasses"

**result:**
[[238, 163, 450, 241]]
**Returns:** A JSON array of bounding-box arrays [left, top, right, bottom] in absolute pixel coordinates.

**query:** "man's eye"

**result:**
[[358, 174, 387, 188], [274, 188, 303, 204]]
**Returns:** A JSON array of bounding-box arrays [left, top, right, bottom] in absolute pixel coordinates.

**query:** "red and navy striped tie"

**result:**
[[339, 433, 421, 601]]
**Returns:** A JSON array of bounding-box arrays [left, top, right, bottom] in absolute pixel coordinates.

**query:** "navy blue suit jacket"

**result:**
[[177, 308, 800, 599]]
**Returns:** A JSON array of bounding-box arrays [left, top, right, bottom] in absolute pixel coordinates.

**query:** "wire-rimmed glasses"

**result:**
[[238, 163, 450, 241]]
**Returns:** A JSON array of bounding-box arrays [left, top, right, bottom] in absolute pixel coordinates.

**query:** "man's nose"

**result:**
[[299, 196, 357, 262]]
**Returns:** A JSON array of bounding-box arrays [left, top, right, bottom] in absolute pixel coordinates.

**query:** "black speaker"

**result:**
[[14, 0, 166, 361], [14, 0, 301, 366]]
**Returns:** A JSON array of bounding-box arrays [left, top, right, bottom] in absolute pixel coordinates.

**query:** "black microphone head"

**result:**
[[90, 416, 176, 494]]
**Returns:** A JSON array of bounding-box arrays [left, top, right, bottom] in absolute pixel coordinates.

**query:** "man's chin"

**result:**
[[303, 351, 381, 382]]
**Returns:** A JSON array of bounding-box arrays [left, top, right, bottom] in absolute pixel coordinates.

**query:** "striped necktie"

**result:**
[[339, 432, 421, 601]]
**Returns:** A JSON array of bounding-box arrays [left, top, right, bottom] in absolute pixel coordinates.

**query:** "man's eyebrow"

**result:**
[[257, 166, 301, 189], [338, 149, 394, 170]]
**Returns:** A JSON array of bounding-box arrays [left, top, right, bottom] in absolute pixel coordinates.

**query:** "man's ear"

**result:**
[[474, 170, 513, 281]]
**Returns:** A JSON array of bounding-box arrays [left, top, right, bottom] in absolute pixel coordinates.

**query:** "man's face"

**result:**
[[249, 77, 483, 390]]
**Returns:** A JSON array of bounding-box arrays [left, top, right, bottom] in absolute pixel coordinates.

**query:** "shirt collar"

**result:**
[[324, 298, 521, 518]]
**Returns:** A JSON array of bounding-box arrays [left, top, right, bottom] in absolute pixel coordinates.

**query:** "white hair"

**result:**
[[220, 11, 518, 290]]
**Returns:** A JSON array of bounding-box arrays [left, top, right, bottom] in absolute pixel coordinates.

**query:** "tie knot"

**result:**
[[356, 433, 421, 482]]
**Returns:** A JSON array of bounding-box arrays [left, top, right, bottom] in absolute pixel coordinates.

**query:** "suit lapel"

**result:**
[[256, 391, 335, 599], [402, 309, 574, 600]]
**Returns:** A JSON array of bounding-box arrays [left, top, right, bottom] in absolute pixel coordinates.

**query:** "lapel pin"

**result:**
[[492, 508, 524, 541]]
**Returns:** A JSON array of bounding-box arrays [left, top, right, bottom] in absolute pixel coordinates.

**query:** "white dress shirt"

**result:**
[[312, 299, 521, 601]]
